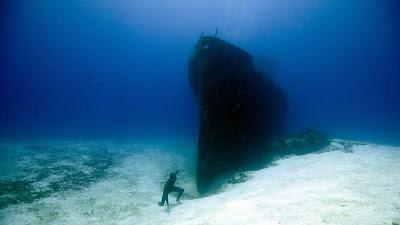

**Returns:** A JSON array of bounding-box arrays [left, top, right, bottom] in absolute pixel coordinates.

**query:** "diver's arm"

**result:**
[[175, 170, 181, 175]]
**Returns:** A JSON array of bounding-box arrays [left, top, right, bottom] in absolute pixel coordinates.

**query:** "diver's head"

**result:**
[[169, 173, 176, 179]]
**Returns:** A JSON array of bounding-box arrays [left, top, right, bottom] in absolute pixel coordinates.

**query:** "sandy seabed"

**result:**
[[0, 139, 399, 225]]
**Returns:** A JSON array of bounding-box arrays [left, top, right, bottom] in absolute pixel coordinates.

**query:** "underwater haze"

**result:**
[[1, 0, 400, 144], [1, 1, 400, 225]]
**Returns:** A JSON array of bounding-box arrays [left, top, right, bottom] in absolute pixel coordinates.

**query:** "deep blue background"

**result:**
[[1, 0, 399, 144]]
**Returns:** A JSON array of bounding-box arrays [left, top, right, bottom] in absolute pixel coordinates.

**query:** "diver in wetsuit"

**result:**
[[158, 170, 184, 206]]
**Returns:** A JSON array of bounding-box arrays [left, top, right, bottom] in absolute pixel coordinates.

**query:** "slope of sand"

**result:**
[[1, 140, 399, 225], [158, 142, 400, 225]]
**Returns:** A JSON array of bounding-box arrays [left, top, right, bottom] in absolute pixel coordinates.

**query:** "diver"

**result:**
[[158, 170, 184, 206]]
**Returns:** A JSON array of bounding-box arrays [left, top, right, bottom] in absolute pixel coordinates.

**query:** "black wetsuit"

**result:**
[[159, 170, 184, 206]]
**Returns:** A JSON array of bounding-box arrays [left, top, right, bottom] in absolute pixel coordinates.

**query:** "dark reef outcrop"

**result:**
[[268, 129, 331, 156], [189, 36, 286, 194]]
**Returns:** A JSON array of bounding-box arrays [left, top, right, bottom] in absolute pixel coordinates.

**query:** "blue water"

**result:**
[[1, 0, 399, 144]]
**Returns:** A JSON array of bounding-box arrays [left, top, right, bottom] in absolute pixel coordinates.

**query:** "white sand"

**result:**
[[1, 140, 399, 225]]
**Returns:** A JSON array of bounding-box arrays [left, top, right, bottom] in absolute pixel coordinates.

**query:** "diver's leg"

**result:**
[[159, 191, 168, 206], [172, 186, 184, 203], [165, 194, 169, 206]]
